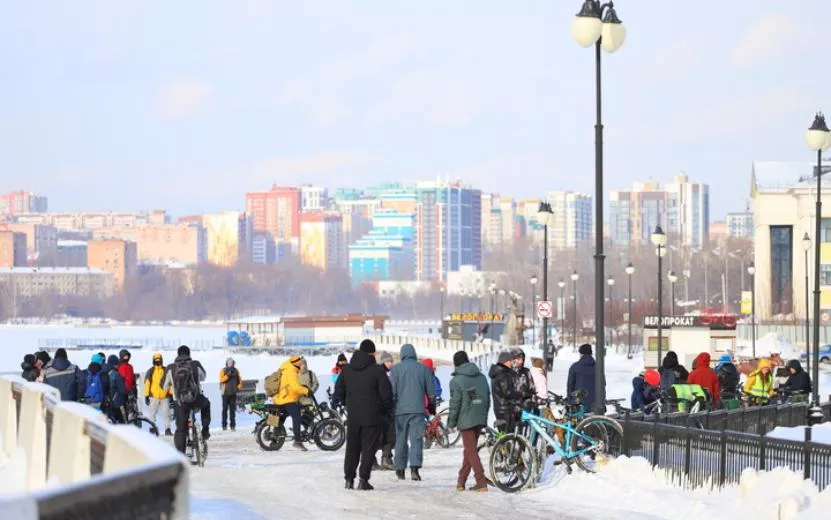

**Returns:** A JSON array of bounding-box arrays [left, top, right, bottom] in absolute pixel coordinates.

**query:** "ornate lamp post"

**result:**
[[625, 262, 634, 359], [530, 274, 539, 347], [747, 262, 756, 358], [805, 112, 831, 407], [651, 226, 667, 367], [803, 232, 811, 377], [667, 270, 678, 315], [537, 201, 555, 366], [572, 0, 626, 414]]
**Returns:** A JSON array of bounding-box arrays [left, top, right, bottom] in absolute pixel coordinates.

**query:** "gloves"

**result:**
[[145, 396, 150, 406], [427, 398, 437, 416]]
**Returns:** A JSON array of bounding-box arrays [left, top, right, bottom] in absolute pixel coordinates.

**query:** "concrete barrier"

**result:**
[[364, 333, 503, 359], [0, 375, 189, 519]]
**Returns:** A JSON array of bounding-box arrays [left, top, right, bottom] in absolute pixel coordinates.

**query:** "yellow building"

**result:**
[[751, 160, 831, 320], [300, 212, 344, 271], [202, 212, 252, 266]]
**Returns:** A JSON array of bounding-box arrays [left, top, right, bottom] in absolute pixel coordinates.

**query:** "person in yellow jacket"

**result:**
[[743, 358, 775, 403], [219, 358, 243, 431], [274, 355, 310, 451], [144, 353, 172, 436]]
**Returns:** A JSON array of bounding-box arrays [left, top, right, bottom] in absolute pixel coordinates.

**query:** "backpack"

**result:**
[[85, 371, 104, 404], [265, 369, 282, 398], [172, 359, 200, 404]]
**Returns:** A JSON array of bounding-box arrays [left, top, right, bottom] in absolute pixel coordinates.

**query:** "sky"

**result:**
[[0, 1, 829, 219]]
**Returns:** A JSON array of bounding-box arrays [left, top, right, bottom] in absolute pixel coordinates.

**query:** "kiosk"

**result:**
[[643, 314, 738, 369], [442, 312, 505, 342]]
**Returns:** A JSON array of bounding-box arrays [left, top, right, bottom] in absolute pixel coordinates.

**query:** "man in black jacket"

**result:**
[[783, 359, 812, 397], [489, 350, 521, 433], [567, 344, 599, 411], [334, 339, 393, 491]]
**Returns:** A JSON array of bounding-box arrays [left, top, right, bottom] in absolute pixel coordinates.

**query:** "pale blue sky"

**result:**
[[1, 1, 829, 219]]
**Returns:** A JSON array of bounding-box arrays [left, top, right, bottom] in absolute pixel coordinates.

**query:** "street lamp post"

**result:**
[[747, 262, 756, 358], [625, 262, 634, 359], [537, 201, 554, 368], [607, 276, 615, 352], [683, 268, 691, 303], [572, 0, 626, 413], [803, 232, 811, 377], [558, 279, 566, 351], [668, 271, 678, 316], [805, 112, 831, 407], [571, 270, 579, 352], [652, 226, 667, 368], [489, 282, 497, 341], [530, 274, 539, 347]]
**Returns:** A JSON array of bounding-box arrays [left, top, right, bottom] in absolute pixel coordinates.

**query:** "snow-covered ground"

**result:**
[[768, 423, 831, 445]]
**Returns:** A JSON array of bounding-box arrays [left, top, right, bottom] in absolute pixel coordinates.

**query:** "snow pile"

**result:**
[[768, 423, 831, 445], [0, 434, 28, 495], [529, 456, 831, 519]]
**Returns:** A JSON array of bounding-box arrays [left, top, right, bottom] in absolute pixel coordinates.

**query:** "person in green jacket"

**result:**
[[447, 351, 491, 492]]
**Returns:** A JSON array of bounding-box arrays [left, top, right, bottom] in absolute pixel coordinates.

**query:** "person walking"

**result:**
[[567, 344, 599, 411], [144, 353, 172, 436], [334, 339, 392, 491], [219, 357, 243, 431], [378, 351, 395, 470], [274, 355, 311, 451], [447, 351, 490, 493], [391, 343, 435, 481], [42, 348, 82, 401]]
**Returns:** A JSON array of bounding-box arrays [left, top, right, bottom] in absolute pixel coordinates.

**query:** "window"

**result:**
[[823, 265, 831, 286], [822, 218, 831, 243], [770, 226, 793, 315]]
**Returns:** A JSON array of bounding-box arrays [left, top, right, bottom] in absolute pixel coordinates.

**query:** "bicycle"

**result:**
[[186, 407, 208, 467], [488, 407, 623, 493], [424, 398, 452, 449], [106, 396, 160, 436]]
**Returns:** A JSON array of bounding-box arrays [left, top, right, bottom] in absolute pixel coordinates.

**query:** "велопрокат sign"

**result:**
[[642, 315, 737, 330]]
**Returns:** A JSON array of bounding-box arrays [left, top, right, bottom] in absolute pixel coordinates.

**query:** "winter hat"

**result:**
[[337, 353, 348, 363], [54, 348, 68, 359], [91, 353, 105, 365], [119, 349, 131, 361], [497, 350, 514, 365], [453, 351, 469, 367], [379, 352, 394, 364], [359, 339, 376, 354], [152, 352, 163, 362], [226, 357, 235, 366], [511, 347, 525, 359], [22, 354, 36, 366], [578, 344, 592, 356], [423, 358, 435, 372], [107, 355, 120, 366], [35, 351, 51, 365], [177, 345, 190, 357]]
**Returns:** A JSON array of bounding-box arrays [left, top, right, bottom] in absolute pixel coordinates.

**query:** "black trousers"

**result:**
[[278, 403, 303, 440], [381, 417, 395, 458], [174, 395, 211, 453], [222, 394, 237, 428], [344, 424, 382, 481]]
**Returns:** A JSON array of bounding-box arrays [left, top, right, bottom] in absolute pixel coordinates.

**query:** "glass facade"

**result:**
[[770, 225, 793, 315]]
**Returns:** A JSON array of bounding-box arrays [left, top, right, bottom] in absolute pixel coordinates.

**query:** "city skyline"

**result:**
[[2, 2, 830, 219]]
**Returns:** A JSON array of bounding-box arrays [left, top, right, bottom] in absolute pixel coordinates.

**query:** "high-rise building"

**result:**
[[201, 212, 252, 267], [517, 198, 542, 242], [87, 239, 137, 292], [0, 191, 47, 216], [349, 210, 415, 285], [545, 191, 592, 250], [610, 174, 710, 249], [92, 224, 205, 266], [300, 212, 345, 271], [0, 223, 57, 265], [414, 181, 481, 282], [378, 187, 417, 215], [245, 186, 300, 253], [300, 185, 329, 212], [0, 231, 27, 267], [727, 211, 754, 238], [251, 231, 276, 265], [13, 210, 167, 230]]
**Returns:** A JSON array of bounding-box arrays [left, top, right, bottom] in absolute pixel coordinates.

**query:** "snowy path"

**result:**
[[188, 430, 616, 520]]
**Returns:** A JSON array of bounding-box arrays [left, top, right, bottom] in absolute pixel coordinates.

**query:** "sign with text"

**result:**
[[741, 291, 752, 315], [643, 314, 738, 330], [450, 313, 503, 322]]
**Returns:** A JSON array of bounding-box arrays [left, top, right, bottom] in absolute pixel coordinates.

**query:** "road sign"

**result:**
[[536, 300, 553, 319]]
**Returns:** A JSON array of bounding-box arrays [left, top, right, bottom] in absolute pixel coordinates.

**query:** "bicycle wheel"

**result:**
[[313, 418, 346, 451], [439, 410, 461, 447], [569, 416, 623, 473], [256, 422, 287, 451], [192, 423, 206, 467], [488, 434, 537, 493], [133, 417, 159, 436]]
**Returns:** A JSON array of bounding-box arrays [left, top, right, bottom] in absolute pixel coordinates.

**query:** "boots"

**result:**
[[456, 479, 466, 492], [345, 478, 354, 490], [468, 482, 488, 492], [164, 428, 173, 436], [411, 467, 422, 481], [357, 479, 374, 491], [395, 469, 405, 480], [380, 455, 394, 470], [293, 442, 308, 452]]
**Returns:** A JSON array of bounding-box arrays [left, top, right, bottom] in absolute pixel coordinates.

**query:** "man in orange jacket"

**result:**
[[219, 357, 243, 431]]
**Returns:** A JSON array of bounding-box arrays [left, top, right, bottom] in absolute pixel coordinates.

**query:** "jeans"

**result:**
[[458, 428, 485, 486], [174, 394, 211, 453], [278, 403, 303, 441], [344, 424, 382, 481], [394, 413, 426, 470], [222, 394, 237, 428], [147, 397, 170, 431]]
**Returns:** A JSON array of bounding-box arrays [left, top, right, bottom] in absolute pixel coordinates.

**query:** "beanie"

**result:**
[[578, 344, 592, 356], [35, 351, 51, 365], [107, 354, 120, 366], [54, 348, 68, 359], [359, 339, 376, 354], [177, 345, 190, 357], [226, 357, 235, 365], [453, 351, 469, 367], [91, 353, 105, 365], [379, 352, 393, 364], [497, 350, 514, 365], [337, 353, 348, 363], [511, 347, 525, 359]]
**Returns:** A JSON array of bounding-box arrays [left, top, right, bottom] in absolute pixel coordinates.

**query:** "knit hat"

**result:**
[[379, 352, 394, 364], [54, 348, 68, 359], [453, 351, 469, 367], [497, 350, 514, 365], [177, 345, 190, 356], [511, 347, 525, 359], [359, 339, 376, 354], [91, 353, 105, 365], [35, 351, 51, 365], [423, 358, 435, 372], [107, 354, 120, 366], [226, 357, 235, 365], [337, 353, 348, 363], [578, 344, 592, 356]]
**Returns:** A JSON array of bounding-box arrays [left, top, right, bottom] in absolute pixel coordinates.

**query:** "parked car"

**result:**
[[799, 344, 831, 363]]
